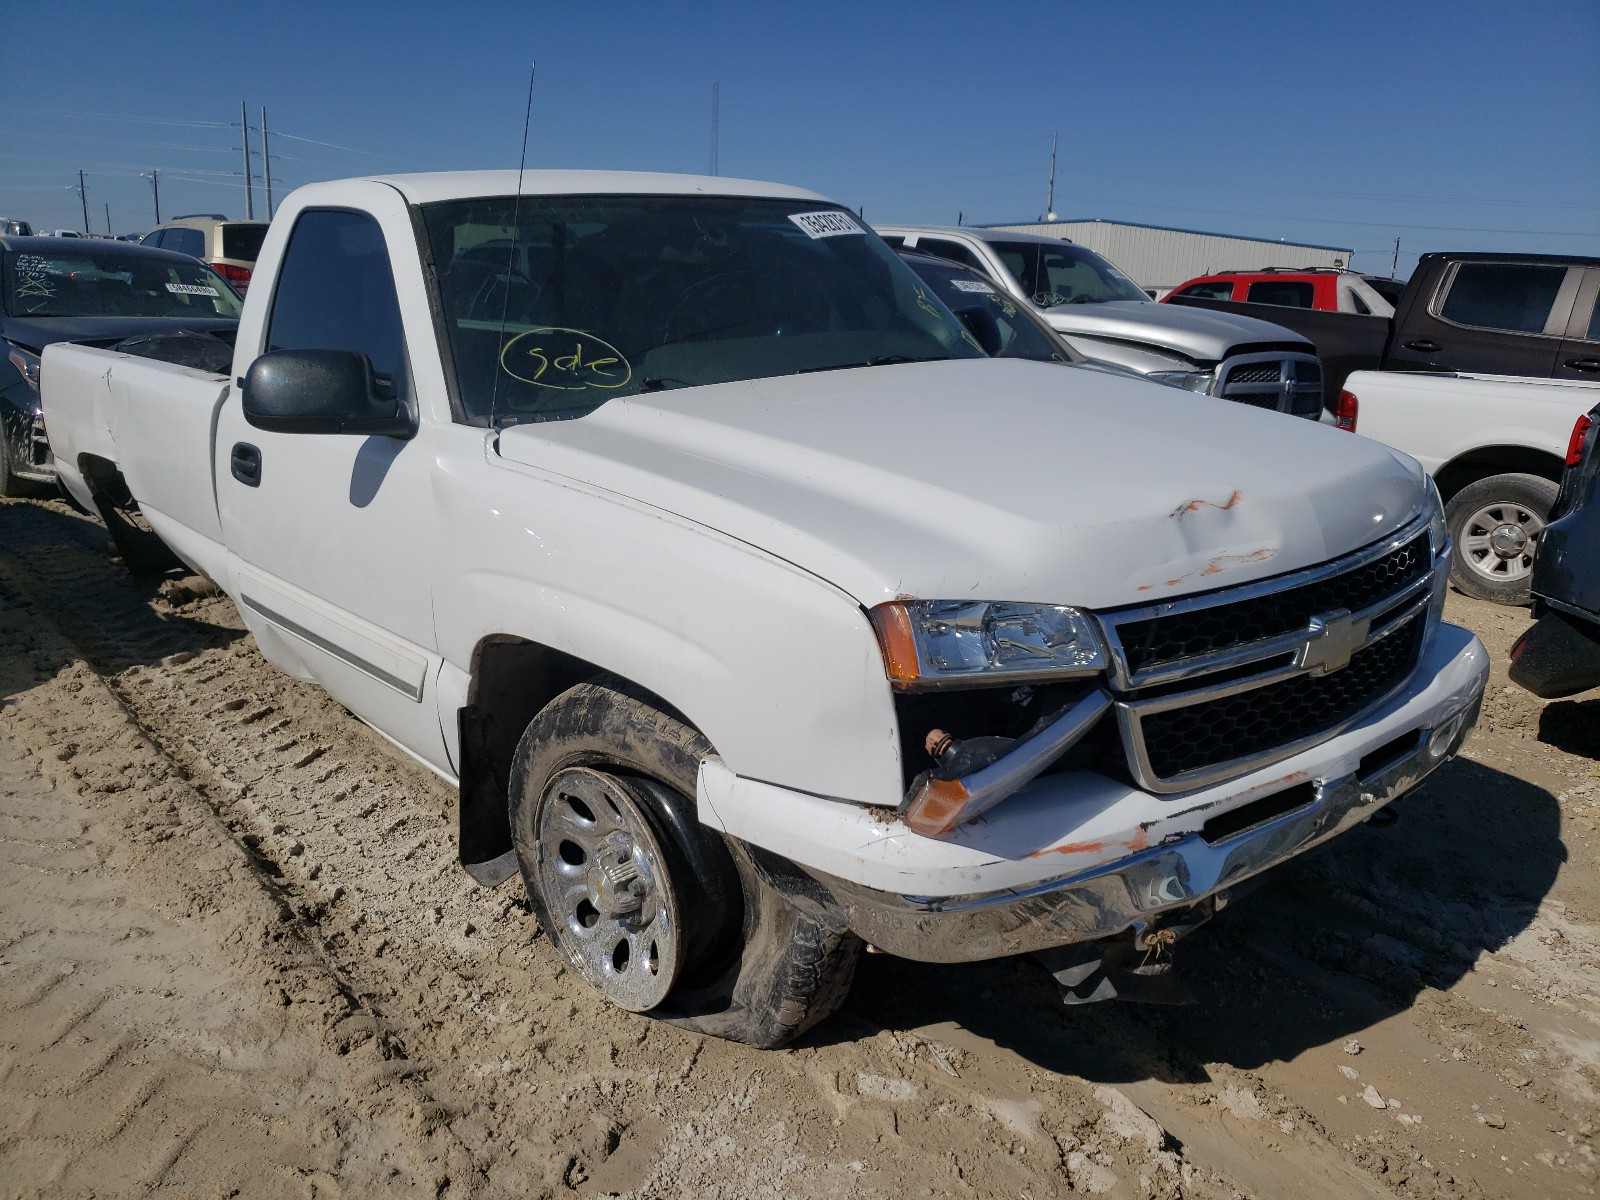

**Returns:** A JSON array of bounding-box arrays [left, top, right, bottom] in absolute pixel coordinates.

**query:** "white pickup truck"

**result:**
[[41, 170, 1489, 1047], [1336, 370, 1600, 604]]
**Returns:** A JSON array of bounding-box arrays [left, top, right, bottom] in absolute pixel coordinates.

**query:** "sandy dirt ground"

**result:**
[[1, 492, 1595, 1199]]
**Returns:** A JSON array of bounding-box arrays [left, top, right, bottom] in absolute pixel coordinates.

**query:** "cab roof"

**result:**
[[359, 170, 829, 206]]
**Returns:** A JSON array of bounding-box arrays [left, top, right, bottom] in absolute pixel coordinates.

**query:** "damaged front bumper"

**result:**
[[697, 621, 1488, 964], [818, 694, 1477, 962]]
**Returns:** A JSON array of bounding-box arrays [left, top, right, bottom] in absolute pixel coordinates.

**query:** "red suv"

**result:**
[[1164, 268, 1401, 316]]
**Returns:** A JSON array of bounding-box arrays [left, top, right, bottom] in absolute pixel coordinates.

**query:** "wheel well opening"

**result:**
[[77, 453, 133, 504], [469, 637, 602, 807], [1434, 446, 1564, 503]]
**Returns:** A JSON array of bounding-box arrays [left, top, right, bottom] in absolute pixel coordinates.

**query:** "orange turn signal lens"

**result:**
[[903, 776, 970, 838], [868, 602, 921, 685]]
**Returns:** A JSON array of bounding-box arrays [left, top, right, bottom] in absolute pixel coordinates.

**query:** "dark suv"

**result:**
[[1510, 404, 1600, 697]]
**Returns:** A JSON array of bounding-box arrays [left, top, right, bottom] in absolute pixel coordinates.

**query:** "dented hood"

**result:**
[[1040, 299, 1312, 363], [495, 359, 1424, 610]]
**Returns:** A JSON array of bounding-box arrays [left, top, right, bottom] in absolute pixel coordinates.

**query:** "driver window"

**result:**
[[266, 209, 410, 402]]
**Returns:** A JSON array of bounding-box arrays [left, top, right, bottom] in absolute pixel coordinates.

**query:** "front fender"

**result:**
[[432, 444, 905, 807]]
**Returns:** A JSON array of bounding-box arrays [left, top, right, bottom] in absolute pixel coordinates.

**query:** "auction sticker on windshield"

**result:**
[[166, 283, 219, 296], [951, 280, 994, 293], [788, 210, 864, 239]]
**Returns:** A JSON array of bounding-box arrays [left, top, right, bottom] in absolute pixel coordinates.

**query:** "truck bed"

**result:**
[[42, 343, 232, 581]]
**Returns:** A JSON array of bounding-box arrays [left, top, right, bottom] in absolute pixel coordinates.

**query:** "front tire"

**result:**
[[1444, 472, 1558, 605], [509, 679, 861, 1048]]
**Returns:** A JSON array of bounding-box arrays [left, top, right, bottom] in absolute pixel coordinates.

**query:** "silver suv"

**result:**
[[140, 214, 269, 293], [876, 224, 1327, 419]]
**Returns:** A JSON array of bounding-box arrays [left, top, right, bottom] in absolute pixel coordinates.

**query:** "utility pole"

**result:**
[[240, 100, 254, 220], [142, 170, 161, 223], [1044, 132, 1058, 221], [709, 83, 720, 176], [1391, 237, 1401, 278], [260, 106, 274, 217], [77, 170, 90, 234]]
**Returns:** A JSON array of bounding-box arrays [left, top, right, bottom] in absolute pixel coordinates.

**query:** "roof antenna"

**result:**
[[490, 61, 536, 437]]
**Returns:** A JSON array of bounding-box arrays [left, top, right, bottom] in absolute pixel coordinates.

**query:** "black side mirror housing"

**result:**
[[953, 305, 1003, 357], [241, 349, 416, 438]]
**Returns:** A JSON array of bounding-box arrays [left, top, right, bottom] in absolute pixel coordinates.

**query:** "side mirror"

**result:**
[[241, 349, 415, 438], [953, 305, 1002, 357]]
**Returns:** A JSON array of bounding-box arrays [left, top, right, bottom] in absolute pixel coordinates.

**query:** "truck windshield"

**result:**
[[421, 195, 984, 423], [988, 241, 1150, 308], [2, 246, 243, 320]]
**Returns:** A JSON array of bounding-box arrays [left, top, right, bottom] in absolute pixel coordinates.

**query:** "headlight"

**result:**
[[6, 345, 41, 393], [1424, 478, 1447, 559], [1147, 369, 1216, 394], [870, 599, 1106, 688]]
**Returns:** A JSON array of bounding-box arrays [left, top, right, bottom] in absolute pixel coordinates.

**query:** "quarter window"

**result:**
[[1439, 263, 1567, 334], [266, 209, 409, 401], [919, 238, 987, 271], [1175, 281, 1237, 301], [164, 227, 206, 259], [1246, 280, 1315, 308]]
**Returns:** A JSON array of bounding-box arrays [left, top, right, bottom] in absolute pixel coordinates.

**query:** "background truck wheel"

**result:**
[[0, 436, 47, 498], [1444, 472, 1558, 606], [509, 679, 861, 1048]]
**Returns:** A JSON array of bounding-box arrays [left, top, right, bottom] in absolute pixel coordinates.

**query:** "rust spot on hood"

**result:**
[[1172, 490, 1243, 518]]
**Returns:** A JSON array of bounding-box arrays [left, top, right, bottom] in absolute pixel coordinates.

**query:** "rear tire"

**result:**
[[509, 679, 860, 1048], [1444, 473, 1558, 605]]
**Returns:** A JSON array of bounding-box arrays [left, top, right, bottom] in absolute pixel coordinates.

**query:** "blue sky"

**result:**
[[3, 0, 1595, 278]]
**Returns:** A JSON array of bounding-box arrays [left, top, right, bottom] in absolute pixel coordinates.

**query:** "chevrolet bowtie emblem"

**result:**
[[1298, 609, 1371, 676]]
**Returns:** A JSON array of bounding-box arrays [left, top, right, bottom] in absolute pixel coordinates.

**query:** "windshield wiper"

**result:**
[[799, 354, 952, 374]]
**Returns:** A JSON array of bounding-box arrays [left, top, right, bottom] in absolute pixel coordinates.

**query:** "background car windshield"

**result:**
[[2, 247, 243, 319], [903, 256, 1072, 363], [990, 241, 1150, 307], [422, 195, 983, 423]]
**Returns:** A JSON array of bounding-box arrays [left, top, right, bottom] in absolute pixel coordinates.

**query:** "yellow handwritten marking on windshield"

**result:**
[[500, 328, 633, 391], [985, 292, 1018, 318]]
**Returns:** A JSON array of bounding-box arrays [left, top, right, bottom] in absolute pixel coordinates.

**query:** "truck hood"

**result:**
[[1039, 300, 1312, 364], [0, 314, 238, 353], [496, 359, 1424, 610]]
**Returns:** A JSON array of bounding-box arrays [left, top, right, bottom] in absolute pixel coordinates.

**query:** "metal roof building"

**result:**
[[977, 218, 1352, 294]]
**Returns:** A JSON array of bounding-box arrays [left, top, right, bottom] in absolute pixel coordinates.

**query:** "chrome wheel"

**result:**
[[534, 766, 682, 1011], [1459, 501, 1544, 584]]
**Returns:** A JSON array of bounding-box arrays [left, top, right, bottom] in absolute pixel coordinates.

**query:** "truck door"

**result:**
[[215, 198, 451, 773], [1386, 259, 1572, 376], [1554, 267, 1600, 381]]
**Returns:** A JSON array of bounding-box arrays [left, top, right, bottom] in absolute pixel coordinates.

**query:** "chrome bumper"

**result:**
[[813, 692, 1480, 964]]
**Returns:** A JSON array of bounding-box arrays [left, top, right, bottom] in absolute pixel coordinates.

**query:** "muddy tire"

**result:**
[[1444, 472, 1558, 605], [509, 679, 861, 1048]]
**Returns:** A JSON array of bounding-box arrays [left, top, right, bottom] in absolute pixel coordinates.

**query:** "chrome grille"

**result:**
[[1226, 362, 1281, 385], [1216, 352, 1323, 420], [1099, 515, 1437, 793], [1137, 613, 1425, 780], [1117, 532, 1429, 677]]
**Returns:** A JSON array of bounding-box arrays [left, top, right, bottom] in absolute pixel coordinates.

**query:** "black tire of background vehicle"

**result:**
[[1444, 472, 1559, 606], [92, 492, 181, 575], [0, 434, 47, 498], [509, 678, 862, 1048]]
